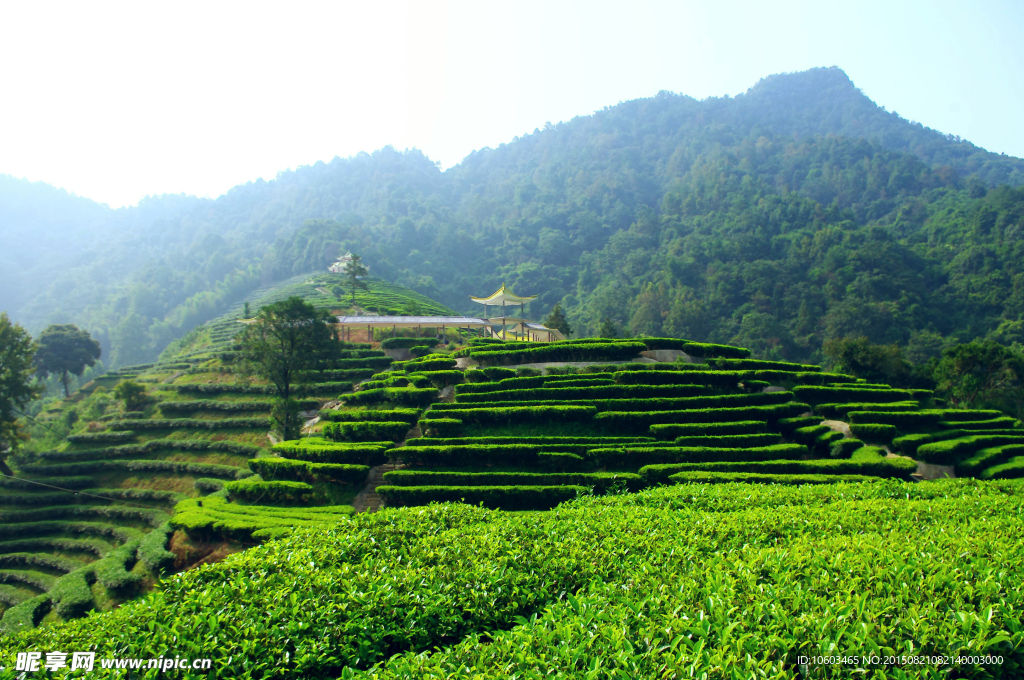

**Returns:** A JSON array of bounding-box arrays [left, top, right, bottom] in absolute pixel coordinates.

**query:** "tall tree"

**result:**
[[0, 313, 42, 475], [237, 297, 339, 439], [343, 254, 369, 304], [35, 324, 102, 397], [544, 303, 573, 338], [934, 339, 1024, 413]]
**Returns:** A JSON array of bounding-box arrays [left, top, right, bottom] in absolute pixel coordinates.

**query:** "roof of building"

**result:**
[[335, 315, 491, 328], [470, 284, 538, 306]]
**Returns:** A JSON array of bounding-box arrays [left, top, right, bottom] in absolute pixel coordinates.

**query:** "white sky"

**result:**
[[0, 0, 1021, 208]]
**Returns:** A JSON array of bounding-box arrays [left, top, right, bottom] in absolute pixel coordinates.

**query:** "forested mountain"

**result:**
[[3, 66, 1023, 366]]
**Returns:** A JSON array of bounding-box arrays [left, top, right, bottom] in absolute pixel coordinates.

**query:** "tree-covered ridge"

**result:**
[[2, 67, 1023, 368]]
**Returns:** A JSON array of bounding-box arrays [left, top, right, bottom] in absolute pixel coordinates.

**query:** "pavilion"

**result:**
[[470, 284, 562, 341]]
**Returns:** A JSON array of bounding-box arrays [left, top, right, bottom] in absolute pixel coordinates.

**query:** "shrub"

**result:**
[[613, 370, 748, 387], [341, 387, 437, 407], [407, 370, 464, 388], [272, 442, 390, 466], [49, 571, 94, 618], [394, 357, 457, 372], [174, 383, 276, 395], [589, 443, 808, 468], [916, 434, 1024, 465], [667, 471, 881, 485], [936, 409, 1006, 421], [639, 450, 916, 483], [418, 418, 463, 437], [847, 411, 944, 427], [193, 478, 225, 493], [482, 367, 517, 381], [107, 418, 272, 430], [322, 421, 410, 443], [381, 337, 440, 350], [159, 400, 275, 414], [225, 478, 314, 503], [409, 346, 432, 358], [709, 358, 820, 372], [457, 385, 778, 404], [65, 431, 136, 444], [849, 423, 898, 444], [18, 460, 249, 480], [777, 416, 822, 435], [791, 425, 833, 446], [168, 496, 354, 542], [792, 386, 915, 405], [595, 402, 809, 432], [318, 408, 421, 424], [671, 433, 782, 448], [376, 485, 587, 510], [941, 417, 1019, 431], [978, 456, 1024, 480], [395, 444, 551, 467], [515, 367, 542, 377], [830, 438, 865, 459], [957, 445, 1024, 477], [471, 342, 647, 366], [443, 405, 597, 426], [381, 470, 642, 491], [248, 458, 370, 485], [815, 401, 920, 419], [465, 369, 490, 383], [137, 522, 176, 573], [403, 436, 653, 448], [649, 420, 768, 440]]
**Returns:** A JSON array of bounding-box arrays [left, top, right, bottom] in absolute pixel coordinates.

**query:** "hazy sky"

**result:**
[[1, 0, 1021, 208]]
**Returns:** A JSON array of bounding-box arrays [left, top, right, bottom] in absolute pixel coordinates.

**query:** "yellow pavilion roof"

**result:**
[[470, 284, 538, 306]]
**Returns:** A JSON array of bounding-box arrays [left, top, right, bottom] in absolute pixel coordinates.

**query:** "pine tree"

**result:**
[[544, 303, 573, 337]]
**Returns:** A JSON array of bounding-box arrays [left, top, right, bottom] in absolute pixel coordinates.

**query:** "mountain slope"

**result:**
[[2, 67, 1022, 367]]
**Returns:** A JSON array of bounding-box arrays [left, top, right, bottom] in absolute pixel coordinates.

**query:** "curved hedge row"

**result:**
[[588, 443, 809, 468], [271, 442, 391, 466], [377, 485, 587, 510], [38, 439, 262, 461], [342, 387, 437, 407], [595, 402, 809, 432], [649, 420, 768, 439], [224, 479, 314, 503], [438, 405, 597, 426], [318, 408, 421, 424], [108, 418, 271, 431], [322, 421, 410, 443], [667, 471, 882, 485], [381, 471, 641, 491], [18, 460, 251, 480], [639, 451, 917, 483], [248, 458, 370, 485]]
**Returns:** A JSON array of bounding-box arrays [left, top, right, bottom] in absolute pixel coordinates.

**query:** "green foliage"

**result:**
[[343, 253, 369, 302], [957, 445, 1024, 477], [318, 407, 421, 424], [640, 448, 916, 483], [595, 402, 808, 432], [848, 422, 898, 444], [934, 339, 1024, 414], [382, 470, 641, 490], [13, 480, 1024, 677], [649, 420, 767, 439], [224, 478, 314, 503], [168, 495, 354, 541], [471, 341, 645, 366], [589, 443, 808, 468], [823, 336, 934, 389], [271, 441, 390, 466], [792, 385, 915, 405], [33, 324, 103, 398], [106, 417, 271, 430], [439, 405, 597, 426], [322, 420, 410, 443], [112, 380, 149, 411], [341, 386, 438, 407], [380, 337, 440, 349], [248, 458, 370, 484], [417, 417, 463, 437], [917, 434, 1024, 465], [830, 438, 865, 459], [0, 314, 44, 459], [815, 400, 921, 418], [236, 297, 340, 437], [542, 303, 572, 337], [668, 471, 881, 485], [378, 485, 586, 510]]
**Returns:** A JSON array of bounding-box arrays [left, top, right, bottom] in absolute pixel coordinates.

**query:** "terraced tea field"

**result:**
[[3, 326, 1022, 676]]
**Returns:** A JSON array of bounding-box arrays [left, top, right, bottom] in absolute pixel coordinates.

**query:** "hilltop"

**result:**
[[2, 67, 1024, 369]]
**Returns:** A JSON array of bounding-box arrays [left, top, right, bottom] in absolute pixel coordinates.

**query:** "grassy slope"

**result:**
[[0, 274, 448, 631]]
